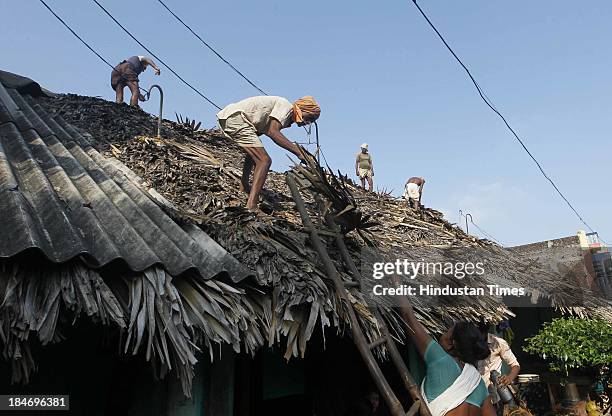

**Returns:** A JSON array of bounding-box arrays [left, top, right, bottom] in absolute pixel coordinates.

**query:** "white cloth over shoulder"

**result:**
[[421, 363, 482, 416], [404, 182, 420, 200]]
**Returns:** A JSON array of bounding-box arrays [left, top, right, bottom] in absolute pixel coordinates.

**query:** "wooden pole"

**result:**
[[318, 200, 431, 416], [286, 174, 406, 416]]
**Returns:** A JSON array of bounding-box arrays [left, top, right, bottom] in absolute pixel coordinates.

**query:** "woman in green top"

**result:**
[[396, 291, 496, 415]]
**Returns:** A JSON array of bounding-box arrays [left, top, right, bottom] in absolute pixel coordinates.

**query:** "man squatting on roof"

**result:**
[[355, 143, 374, 191], [217, 96, 321, 212], [403, 176, 425, 210], [111, 55, 161, 107], [477, 324, 521, 413]]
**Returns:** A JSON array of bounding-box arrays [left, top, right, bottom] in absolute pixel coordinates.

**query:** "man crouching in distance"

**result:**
[[217, 96, 321, 212]]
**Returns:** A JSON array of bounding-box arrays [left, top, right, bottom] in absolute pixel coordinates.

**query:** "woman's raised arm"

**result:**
[[391, 276, 432, 357]]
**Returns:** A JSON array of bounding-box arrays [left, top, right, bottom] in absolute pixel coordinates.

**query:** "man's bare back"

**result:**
[[408, 176, 425, 186]]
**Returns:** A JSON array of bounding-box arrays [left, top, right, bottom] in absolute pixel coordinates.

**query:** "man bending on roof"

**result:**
[[111, 55, 161, 107], [403, 177, 425, 210], [217, 96, 321, 212], [355, 143, 374, 191]]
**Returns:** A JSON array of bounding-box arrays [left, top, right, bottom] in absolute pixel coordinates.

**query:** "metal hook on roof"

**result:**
[[459, 210, 472, 234], [145, 84, 163, 138], [314, 121, 320, 164]]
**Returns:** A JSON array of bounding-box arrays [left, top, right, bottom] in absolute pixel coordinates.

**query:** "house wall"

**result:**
[[204, 346, 235, 416], [0, 323, 432, 416], [0, 322, 134, 415], [511, 233, 606, 295], [261, 348, 305, 400]]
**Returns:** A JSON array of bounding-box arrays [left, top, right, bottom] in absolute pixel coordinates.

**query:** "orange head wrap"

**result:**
[[292, 96, 321, 124]]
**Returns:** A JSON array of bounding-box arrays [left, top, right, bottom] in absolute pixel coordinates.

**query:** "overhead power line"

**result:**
[[409, 0, 599, 236], [39, 0, 114, 70], [155, 0, 316, 136], [459, 211, 505, 246], [155, 0, 268, 96], [91, 0, 221, 110], [38, 0, 149, 94]]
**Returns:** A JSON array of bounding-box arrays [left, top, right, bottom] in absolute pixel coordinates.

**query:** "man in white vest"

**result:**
[[217, 96, 320, 212]]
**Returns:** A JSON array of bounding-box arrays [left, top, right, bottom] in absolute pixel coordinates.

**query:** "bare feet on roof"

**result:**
[[247, 207, 273, 219], [239, 182, 251, 194]]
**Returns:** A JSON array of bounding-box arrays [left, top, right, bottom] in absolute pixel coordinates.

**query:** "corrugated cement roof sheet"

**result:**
[[0, 71, 250, 282]]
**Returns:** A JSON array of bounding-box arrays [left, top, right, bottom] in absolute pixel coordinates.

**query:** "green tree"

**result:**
[[523, 318, 612, 375]]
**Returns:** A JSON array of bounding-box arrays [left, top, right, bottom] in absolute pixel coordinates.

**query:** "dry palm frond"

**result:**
[[166, 139, 220, 167], [292, 147, 378, 233], [0, 260, 124, 384], [175, 113, 202, 134], [0, 259, 269, 396], [375, 187, 394, 199]]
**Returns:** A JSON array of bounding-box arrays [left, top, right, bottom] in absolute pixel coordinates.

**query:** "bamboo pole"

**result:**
[[286, 174, 406, 416], [319, 199, 432, 416]]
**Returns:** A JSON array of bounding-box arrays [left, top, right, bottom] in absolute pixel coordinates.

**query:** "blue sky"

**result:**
[[3, 0, 611, 246]]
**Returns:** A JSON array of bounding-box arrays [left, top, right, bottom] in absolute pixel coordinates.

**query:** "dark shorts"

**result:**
[[110, 62, 139, 90]]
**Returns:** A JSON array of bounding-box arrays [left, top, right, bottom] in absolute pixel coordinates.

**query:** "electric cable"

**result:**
[[459, 211, 505, 246], [410, 0, 600, 236], [92, 0, 221, 110], [39, 0, 113, 69], [153, 0, 317, 139], [38, 0, 148, 95], [155, 0, 267, 96]]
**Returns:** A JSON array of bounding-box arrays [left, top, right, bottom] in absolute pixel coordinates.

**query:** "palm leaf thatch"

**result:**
[[175, 113, 202, 135], [0, 259, 265, 396], [0, 260, 124, 384], [22, 92, 610, 396]]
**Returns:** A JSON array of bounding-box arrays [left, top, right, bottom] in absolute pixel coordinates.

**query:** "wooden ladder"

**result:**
[[286, 174, 432, 416]]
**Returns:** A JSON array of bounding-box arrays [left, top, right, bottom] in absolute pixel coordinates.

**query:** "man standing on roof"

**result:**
[[355, 143, 374, 191], [111, 55, 161, 107], [478, 323, 521, 414], [403, 177, 425, 210], [217, 96, 321, 212]]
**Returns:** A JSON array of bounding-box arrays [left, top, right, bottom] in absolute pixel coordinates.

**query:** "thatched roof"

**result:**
[[3, 78, 609, 395], [0, 72, 265, 395], [39, 92, 612, 320]]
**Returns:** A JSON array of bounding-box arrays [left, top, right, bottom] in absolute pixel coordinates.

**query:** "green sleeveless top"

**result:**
[[423, 340, 488, 408], [356, 152, 372, 170]]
